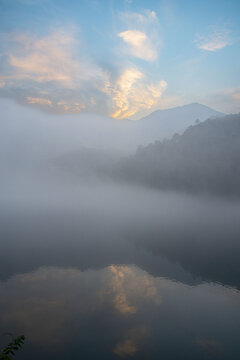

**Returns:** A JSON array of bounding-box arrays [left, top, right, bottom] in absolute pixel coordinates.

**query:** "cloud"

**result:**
[[118, 30, 157, 61], [0, 265, 161, 344], [119, 30, 147, 48], [0, 28, 166, 119], [113, 327, 150, 357], [118, 10, 160, 62], [7, 29, 105, 88], [109, 265, 161, 315], [0, 28, 109, 113], [119, 10, 158, 26], [0, 263, 237, 353], [113, 339, 137, 357], [195, 27, 231, 52], [105, 68, 167, 119], [27, 97, 52, 105], [57, 101, 86, 113]]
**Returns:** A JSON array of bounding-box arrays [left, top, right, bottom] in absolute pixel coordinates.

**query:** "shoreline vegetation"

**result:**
[[0, 336, 25, 360]]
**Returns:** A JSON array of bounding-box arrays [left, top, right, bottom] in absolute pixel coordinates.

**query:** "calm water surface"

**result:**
[[0, 181, 240, 359]]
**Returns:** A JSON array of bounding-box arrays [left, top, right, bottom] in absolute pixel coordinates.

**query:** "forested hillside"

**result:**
[[117, 114, 240, 195]]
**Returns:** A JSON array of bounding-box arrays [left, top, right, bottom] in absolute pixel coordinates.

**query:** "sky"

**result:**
[[0, 0, 239, 119]]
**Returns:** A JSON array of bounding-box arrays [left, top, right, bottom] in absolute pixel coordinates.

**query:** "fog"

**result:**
[[1, 98, 240, 359], [1, 98, 240, 287], [0, 98, 223, 165]]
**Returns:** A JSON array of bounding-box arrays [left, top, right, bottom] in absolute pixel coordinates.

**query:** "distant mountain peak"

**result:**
[[139, 103, 224, 121], [133, 102, 225, 146]]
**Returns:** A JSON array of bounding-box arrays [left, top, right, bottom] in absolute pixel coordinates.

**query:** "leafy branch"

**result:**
[[0, 335, 25, 360]]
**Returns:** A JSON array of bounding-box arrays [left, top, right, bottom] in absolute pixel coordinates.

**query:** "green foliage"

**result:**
[[0, 336, 25, 360]]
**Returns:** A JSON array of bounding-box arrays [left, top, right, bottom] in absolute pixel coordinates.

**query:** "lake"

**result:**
[[0, 179, 240, 359]]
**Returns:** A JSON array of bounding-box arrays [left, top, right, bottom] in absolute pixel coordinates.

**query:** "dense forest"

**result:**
[[116, 114, 240, 195]]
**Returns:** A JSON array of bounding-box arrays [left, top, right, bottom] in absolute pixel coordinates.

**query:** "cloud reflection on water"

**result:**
[[0, 265, 239, 359]]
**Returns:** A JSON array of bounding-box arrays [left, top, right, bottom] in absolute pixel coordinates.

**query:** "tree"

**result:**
[[0, 335, 25, 360]]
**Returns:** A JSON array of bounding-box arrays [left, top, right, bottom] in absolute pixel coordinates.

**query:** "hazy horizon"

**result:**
[[0, 96, 228, 119]]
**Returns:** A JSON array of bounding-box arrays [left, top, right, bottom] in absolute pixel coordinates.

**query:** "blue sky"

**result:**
[[0, 0, 239, 119]]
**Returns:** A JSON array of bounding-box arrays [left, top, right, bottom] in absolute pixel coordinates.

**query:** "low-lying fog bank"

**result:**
[[1, 169, 240, 290], [1, 98, 240, 290]]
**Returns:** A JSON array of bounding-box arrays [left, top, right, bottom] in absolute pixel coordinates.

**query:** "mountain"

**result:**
[[0, 99, 224, 163], [116, 113, 240, 195], [134, 103, 224, 146]]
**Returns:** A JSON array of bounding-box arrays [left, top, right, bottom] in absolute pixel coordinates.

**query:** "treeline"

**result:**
[[116, 114, 240, 195]]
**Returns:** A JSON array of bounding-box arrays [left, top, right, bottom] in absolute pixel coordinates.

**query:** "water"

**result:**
[[1, 180, 240, 359]]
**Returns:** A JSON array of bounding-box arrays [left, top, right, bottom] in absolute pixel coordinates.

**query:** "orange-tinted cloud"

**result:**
[[107, 68, 167, 119], [118, 30, 157, 61], [27, 97, 52, 105], [113, 327, 150, 357], [0, 28, 167, 119]]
